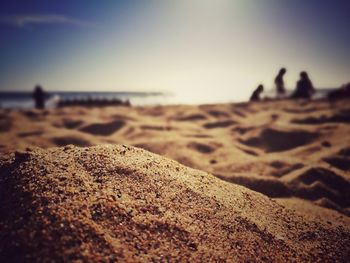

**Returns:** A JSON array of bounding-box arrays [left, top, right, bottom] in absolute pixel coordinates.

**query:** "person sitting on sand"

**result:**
[[291, 71, 315, 99], [328, 83, 350, 100], [32, 85, 46, 109], [274, 68, 287, 97], [250, 85, 264, 102]]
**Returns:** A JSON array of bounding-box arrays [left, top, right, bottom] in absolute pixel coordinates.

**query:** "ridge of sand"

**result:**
[[1, 99, 350, 216], [1, 145, 349, 261]]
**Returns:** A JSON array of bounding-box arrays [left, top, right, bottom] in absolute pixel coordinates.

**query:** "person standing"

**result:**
[[32, 85, 46, 109], [274, 68, 287, 97]]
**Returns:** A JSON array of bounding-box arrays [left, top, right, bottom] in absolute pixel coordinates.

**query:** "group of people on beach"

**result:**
[[32, 68, 349, 109], [250, 68, 315, 102]]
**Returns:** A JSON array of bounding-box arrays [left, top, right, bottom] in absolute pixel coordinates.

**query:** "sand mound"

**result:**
[[240, 128, 319, 152], [1, 145, 349, 261], [1, 100, 350, 225]]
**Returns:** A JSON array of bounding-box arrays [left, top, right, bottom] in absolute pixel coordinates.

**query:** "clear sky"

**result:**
[[0, 0, 349, 102]]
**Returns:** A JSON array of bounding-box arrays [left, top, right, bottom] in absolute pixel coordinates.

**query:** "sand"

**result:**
[[0, 98, 350, 261]]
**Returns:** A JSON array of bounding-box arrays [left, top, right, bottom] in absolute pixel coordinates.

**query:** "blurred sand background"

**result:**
[[1, 98, 350, 217], [1, 98, 350, 261]]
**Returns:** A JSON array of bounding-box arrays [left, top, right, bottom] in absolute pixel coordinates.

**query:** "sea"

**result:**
[[0, 88, 335, 109], [0, 91, 171, 109]]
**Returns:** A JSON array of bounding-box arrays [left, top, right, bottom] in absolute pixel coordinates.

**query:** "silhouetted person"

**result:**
[[250, 84, 264, 102], [291, 71, 315, 99], [328, 83, 350, 100], [274, 68, 286, 97], [32, 85, 46, 109]]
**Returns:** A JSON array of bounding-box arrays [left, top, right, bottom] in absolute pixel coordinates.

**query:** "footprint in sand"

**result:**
[[203, 120, 236, 129], [236, 145, 259, 156], [339, 147, 350, 156], [323, 147, 350, 171], [231, 109, 246, 118], [239, 128, 319, 153], [232, 126, 254, 135], [187, 142, 217, 154], [176, 114, 207, 121], [222, 165, 350, 215], [292, 109, 350, 125], [17, 131, 44, 137], [20, 110, 48, 120], [290, 167, 350, 214], [79, 120, 125, 136], [283, 107, 323, 114], [207, 110, 230, 118], [269, 161, 304, 177], [62, 119, 84, 129], [216, 174, 291, 198], [140, 125, 172, 131], [185, 134, 213, 138]]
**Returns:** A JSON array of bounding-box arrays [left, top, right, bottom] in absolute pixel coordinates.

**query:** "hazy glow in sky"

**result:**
[[0, 0, 349, 102]]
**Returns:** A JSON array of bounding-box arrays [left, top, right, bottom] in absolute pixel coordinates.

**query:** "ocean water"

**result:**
[[0, 91, 172, 109], [0, 88, 335, 109]]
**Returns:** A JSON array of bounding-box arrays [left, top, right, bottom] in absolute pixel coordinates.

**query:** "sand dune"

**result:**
[[1, 98, 350, 260], [1, 145, 349, 261], [1, 99, 350, 216], [239, 127, 319, 152]]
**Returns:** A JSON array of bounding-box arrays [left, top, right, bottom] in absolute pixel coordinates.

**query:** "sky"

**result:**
[[0, 0, 349, 102]]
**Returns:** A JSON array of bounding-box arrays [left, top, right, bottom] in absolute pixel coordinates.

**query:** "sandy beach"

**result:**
[[1, 98, 350, 261]]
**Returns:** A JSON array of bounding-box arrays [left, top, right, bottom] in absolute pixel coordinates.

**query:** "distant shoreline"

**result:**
[[0, 88, 338, 109]]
